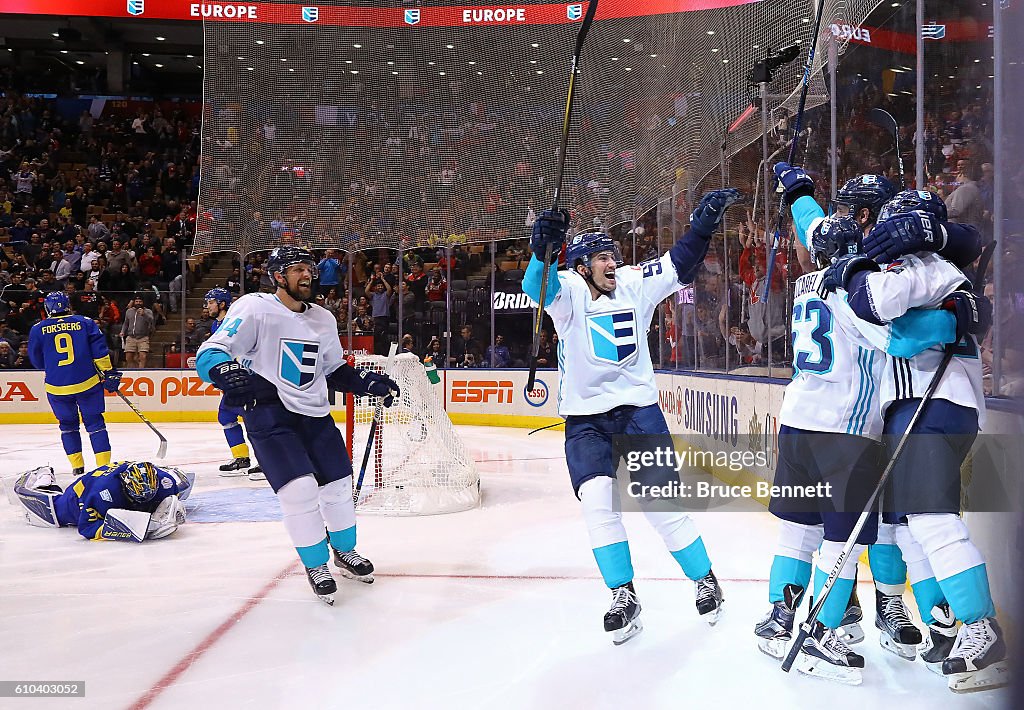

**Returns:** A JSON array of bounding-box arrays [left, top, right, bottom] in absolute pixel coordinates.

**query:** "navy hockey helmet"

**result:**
[[267, 245, 318, 279], [204, 287, 232, 309], [43, 291, 71, 317], [811, 216, 863, 267], [565, 232, 623, 270], [832, 174, 897, 225], [877, 189, 948, 224], [120, 462, 159, 505]]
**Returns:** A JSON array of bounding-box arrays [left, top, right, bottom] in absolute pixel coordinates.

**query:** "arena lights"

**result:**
[[446, 44, 454, 49], [156, 36, 166, 41], [531, 43, 539, 47], [155, 63, 164, 68]]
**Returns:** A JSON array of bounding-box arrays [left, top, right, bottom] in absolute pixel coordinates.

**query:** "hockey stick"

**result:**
[[870, 108, 905, 189], [527, 0, 599, 392], [353, 343, 398, 505], [97, 366, 167, 459], [781, 240, 997, 673], [762, 0, 828, 302]]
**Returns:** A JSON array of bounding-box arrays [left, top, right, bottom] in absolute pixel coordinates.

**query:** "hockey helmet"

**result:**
[[43, 292, 71, 317], [811, 216, 863, 267], [565, 232, 623, 270], [877, 189, 948, 224], [204, 287, 232, 309], [267, 245, 318, 279], [832, 174, 897, 225], [120, 462, 159, 505]]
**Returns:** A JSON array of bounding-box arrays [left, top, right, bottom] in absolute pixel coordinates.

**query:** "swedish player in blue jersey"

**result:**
[[13, 461, 193, 542], [27, 292, 122, 476], [205, 287, 263, 480]]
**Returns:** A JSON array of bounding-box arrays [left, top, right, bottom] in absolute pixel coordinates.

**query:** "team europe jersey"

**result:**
[[27, 314, 112, 395], [855, 252, 986, 427], [543, 252, 682, 416], [54, 462, 191, 540], [197, 293, 346, 417]]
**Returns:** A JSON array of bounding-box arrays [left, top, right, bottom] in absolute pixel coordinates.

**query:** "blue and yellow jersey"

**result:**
[[27, 314, 112, 396], [54, 462, 190, 540]]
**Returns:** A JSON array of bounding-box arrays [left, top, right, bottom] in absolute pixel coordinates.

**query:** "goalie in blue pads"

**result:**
[[13, 462, 193, 542]]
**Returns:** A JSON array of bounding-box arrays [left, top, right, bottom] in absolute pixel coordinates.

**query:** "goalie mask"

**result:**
[[121, 462, 159, 505], [811, 216, 863, 268], [877, 189, 948, 224]]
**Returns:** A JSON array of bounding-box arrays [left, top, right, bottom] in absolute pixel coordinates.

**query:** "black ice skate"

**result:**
[[921, 602, 958, 675], [875, 590, 923, 661], [218, 457, 250, 475], [754, 584, 804, 659], [247, 464, 266, 481], [794, 620, 865, 686], [604, 582, 642, 645], [72, 467, 84, 477], [942, 617, 1010, 693], [305, 563, 337, 606], [695, 570, 724, 625], [332, 547, 375, 584], [837, 585, 864, 645]]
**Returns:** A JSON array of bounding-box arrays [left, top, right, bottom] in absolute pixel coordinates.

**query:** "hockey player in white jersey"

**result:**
[[523, 189, 737, 645], [753, 215, 973, 684], [196, 246, 400, 605], [774, 163, 984, 657], [821, 190, 1006, 691]]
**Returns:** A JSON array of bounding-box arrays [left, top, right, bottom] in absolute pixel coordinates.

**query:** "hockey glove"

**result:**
[[689, 188, 741, 239], [863, 211, 946, 263], [942, 290, 993, 344], [361, 371, 401, 407], [819, 254, 880, 296], [530, 208, 570, 263], [326, 365, 401, 407], [208, 361, 255, 408], [772, 162, 815, 202], [100, 368, 123, 393]]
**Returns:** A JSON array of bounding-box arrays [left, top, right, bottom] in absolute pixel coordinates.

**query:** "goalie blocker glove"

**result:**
[[530, 208, 569, 264], [208, 361, 255, 407], [326, 365, 400, 406], [773, 162, 815, 202]]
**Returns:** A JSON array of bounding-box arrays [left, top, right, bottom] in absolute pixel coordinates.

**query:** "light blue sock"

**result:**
[[868, 543, 907, 592], [769, 555, 813, 603], [593, 541, 634, 589], [814, 566, 856, 629], [297, 537, 330, 568], [670, 537, 712, 581], [328, 526, 356, 553], [937, 564, 996, 623], [910, 577, 946, 625]]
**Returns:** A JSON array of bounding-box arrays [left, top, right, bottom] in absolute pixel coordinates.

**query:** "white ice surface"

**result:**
[[0, 423, 1009, 710]]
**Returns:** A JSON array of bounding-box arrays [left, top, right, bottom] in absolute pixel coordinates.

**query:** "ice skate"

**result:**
[[837, 585, 864, 645], [794, 620, 865, 686], [920, 602, 958, 675], [247, 464, 265, 481], [604, 582, 642, 645], [219, 457, 251, 476], [332, 547, 375, 584], [754, 584, 803, 659], [875, 590, 922, 661], [942, 618, 1010, 693], [305, 563, 337, 606], [695, 570, 724, 625]]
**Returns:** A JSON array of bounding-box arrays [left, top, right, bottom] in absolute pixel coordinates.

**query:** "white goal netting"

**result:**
[[346, 353, 480, 515]]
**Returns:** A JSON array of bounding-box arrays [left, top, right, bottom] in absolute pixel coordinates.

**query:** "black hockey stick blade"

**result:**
[[528, 0, 600, 392], [97, 365, 167, 458], [869, 108, 905, 189]]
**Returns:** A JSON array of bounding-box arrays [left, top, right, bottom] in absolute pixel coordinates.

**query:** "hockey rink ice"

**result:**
[[0, 423, 1010, 710]]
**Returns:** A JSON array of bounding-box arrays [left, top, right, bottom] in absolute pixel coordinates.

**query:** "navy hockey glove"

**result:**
[[689, 188, 741, 239], [819, 254, 880, 295], [863, 211, 946, 263], [327, 365, 401, 406], [772, 162, 815, 202], [530, 208, 570, 263], [943, 290, 993, 343], [100, 369, 123, 393], [363, 371, 401, 407], [208, 361, 255, 407]]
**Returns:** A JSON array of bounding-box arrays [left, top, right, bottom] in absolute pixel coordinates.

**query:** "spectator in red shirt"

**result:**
[[138, 246, 162, 283], [425, 268, 447, 303]]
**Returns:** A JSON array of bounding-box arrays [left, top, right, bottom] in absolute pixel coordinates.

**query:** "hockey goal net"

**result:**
[[345, 353, 480, 515]]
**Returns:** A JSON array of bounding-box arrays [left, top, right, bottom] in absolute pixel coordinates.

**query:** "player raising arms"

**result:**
[[205, 287, 263, 481], [197, 246, 399, 605], [28, 292, 122, 475], [523, 189, 737, 645]]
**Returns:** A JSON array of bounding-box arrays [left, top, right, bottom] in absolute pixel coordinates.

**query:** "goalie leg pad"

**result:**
[[100, 508, 151, 542], [15, 487, 60, 528], [147, 495, 186, 539]]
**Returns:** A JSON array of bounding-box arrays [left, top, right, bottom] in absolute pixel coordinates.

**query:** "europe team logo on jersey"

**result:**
[[280, 339, 319, 389], [301, 6, 319, 23], [127, 0, 144, 16], [567, 4, 583, 21], [405, 8, 421, 25], [587, 309, 637, 364]]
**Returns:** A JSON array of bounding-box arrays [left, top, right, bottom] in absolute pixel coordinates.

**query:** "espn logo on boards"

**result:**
[[452, 380, 514, 404]]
